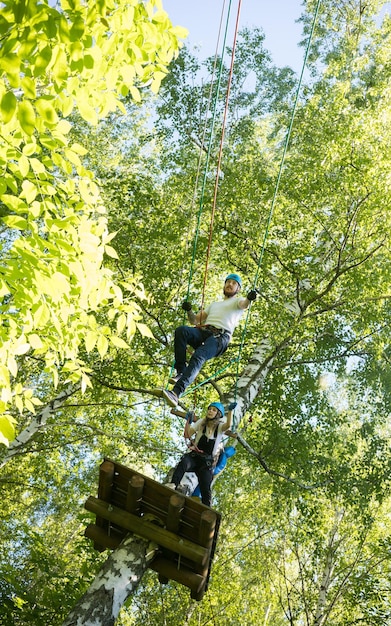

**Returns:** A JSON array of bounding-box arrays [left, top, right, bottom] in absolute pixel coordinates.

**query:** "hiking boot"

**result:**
[[162, 389, 179, 407], [169, 372, 183, 385]]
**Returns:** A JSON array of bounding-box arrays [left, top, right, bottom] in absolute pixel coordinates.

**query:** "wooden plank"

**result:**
[[190, 586, 206, 601], [98, 461, 115, 500], [102, 459, 221, 545], [95, 461, 115, 545], [85, 524, 121, 550], [149, 557, 205, 594], [199, 510, 218, 547], [85, 496, 209, 565]]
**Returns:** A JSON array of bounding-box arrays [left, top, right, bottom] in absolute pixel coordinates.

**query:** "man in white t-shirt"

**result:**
[[161, 273, 257, 407]]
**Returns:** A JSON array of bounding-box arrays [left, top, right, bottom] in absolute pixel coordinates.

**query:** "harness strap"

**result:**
[[197, 324, 231, 338]]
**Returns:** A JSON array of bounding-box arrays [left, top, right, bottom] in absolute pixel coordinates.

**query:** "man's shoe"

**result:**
[[169, 372, 183, 385], [162, 389, 179, 407], [165, 482, 176, 490]]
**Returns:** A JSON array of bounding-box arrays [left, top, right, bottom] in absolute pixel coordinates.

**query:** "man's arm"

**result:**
[[182, 301, 207, 325], [238, 289, 257, 310], [238, 297, 250, 310], [186, 309, 207, 325]]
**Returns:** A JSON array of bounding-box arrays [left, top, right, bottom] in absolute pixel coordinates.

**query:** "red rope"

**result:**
[[200, 0, 243, 311]]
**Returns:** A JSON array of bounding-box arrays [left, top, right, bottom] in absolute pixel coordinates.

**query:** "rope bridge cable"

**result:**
[[233, 0, 322, 399]]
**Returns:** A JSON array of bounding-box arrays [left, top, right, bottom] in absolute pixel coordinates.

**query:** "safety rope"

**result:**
[[166, 1, 231, 389], [183, 0, 229, 304], [233, 0, 322, 398], [200, 0, 243, 312], [181, 0, 321, 401], [178, 0, 243, 400], [186, 0, 236, 305]]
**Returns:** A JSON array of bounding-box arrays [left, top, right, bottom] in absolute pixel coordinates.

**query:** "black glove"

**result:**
[[228, 402, 237, 411], [247, 289, 257, 301], [185, 410, 195, 424], [181, 301, 192, 311]]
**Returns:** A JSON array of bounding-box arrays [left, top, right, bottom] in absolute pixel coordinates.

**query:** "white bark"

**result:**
[[231, 337, 286, 429], [62, 535, 157, 626], [314, 509, 344, 626], [0, 382, 81, 468], [62, 336, 292, 623]]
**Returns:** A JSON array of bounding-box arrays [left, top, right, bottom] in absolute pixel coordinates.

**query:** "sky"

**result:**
[[162, 0, 306, 72]]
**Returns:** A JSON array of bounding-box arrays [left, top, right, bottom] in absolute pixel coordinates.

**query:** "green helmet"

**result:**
[[208, 402, 225, 418], [225, 273, 242, 288]]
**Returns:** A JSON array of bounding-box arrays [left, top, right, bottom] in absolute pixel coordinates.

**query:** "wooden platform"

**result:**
[[84, 459, 221, 601]]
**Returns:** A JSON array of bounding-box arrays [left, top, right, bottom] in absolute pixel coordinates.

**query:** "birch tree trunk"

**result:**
[[62, 535, 157, 626], [62, 337, 290, 624], [314, 509, 344, 626], [228, 336, 290, 428], [0, 382, 81, 469]]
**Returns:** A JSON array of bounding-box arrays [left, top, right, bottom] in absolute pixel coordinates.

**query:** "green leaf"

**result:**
[[35, 98, 59, 125], [14, 342, 30, 355], [109, 335, 129, 349], [170, 25, 189, 40], [0, 91, 17, 123], [0, 415, 16, 447], [96, 334, 108, 358], [33, 301, 50, 328], [104, 245, 119, 259], [2, 215, 28, 230], [0, 194, 28, 213], [17, 100, 36, 135], [22, 143, 38, 156], [28, 333, 44, 349], [52, 46, 69, 84], [85, 330, 97, 353], [21, 76, 36, 99], [18, 154, 30, 177], [33, 45, 52, 77], [136, 323, 155, 339], [76, 97, 98, 125], [20, 180, 37, 203], [69, 16, 85, 42]]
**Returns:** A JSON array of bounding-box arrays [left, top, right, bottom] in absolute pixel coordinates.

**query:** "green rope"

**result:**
[[166, 1, 233, 389], [181, 355, 240, 398], [173, 1, 322, 405], [233, 0, 322, 400]]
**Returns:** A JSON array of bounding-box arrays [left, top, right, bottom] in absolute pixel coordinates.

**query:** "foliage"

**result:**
[[2, 0, 391, 624], [0, 0, 187, 442]]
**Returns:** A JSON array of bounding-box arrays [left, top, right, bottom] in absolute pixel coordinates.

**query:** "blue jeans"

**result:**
[[172, 325, 230, 397]]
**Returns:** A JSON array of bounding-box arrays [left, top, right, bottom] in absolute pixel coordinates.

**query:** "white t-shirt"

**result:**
[[203, 297, 244, 335]]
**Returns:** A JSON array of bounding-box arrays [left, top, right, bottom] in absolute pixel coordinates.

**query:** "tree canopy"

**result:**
[[1, 0, 391, 624]]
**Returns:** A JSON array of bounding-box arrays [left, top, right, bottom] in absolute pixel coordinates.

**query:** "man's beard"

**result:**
[[223, 287, 237, 298]]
